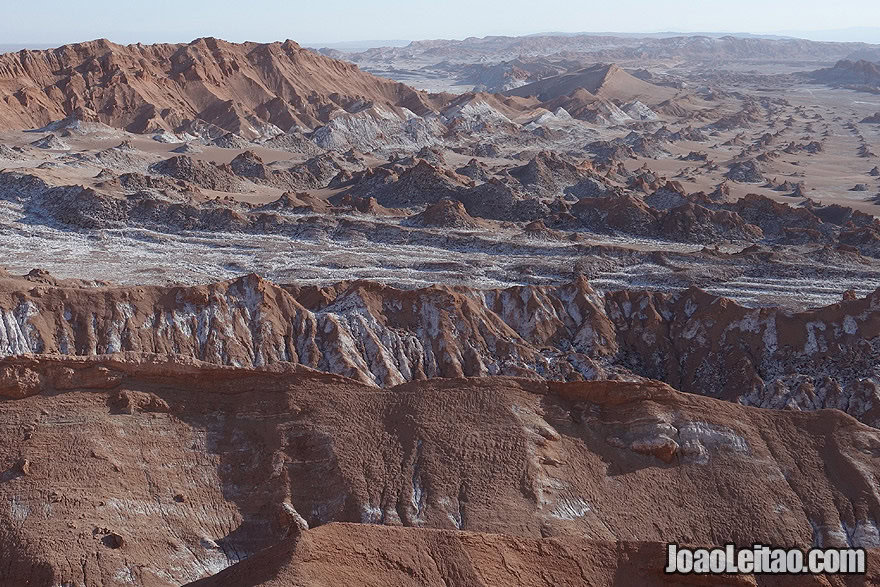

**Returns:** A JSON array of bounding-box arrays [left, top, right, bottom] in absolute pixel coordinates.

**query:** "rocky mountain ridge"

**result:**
[[1, 271, 879, 428], [2, 352, 880, 585], [0, 37, 444, 136]]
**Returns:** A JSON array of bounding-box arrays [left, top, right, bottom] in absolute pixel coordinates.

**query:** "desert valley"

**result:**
[[2, 25, 880, 586]]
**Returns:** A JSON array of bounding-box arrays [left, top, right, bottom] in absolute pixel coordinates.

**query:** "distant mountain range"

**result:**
[[524, 31, 797, 41], [305, 39, 411, 52], [7, 30, 880, 57], [777, 27, 880, 44], [325, 33, 879, 68]]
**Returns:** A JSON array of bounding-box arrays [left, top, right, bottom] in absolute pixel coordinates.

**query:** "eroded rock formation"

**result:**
[[2, 353, 880, 585], [1, 272, 879, 427]]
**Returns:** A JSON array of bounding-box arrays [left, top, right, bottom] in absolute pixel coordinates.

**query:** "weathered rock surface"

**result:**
[[189, 524, 880, 586], [2, 354, 880, 585], [1, 272, 880, 427], [0, 38, 440, 135], [404, 199, 486, 229]]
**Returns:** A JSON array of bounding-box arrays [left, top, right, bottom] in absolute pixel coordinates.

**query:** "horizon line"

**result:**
[[3, 28, 880, 52]]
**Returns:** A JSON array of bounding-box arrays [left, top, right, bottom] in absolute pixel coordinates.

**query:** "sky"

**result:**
[[3, 0, 880, 47]]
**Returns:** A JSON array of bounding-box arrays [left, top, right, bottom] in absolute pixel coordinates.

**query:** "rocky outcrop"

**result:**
[[226, 150, 353, 191], [2, 273, 880, 428], [508, 151, 594, 197], [3, 354, 880, 585], [455, 158, 494, 182], [149, 155, 243, 192], [8, 157, 879, 254], [189, 527, 684, 587], [725, 159, 765, 183], [505, 63, 675, 105], [29, 133, 69, 150], [568, 193, 764, 243], [404, 199, 484, 229], [339, 159, 471, 207], [729, 194, 831, 241], [0, 144, 28, 160], [808, 60, 880, 92], [584, 139, 636, 162], [190, 524, 880, 586]]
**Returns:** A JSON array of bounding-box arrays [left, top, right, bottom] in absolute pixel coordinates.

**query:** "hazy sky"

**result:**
[[3, 0, 880, 46]]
